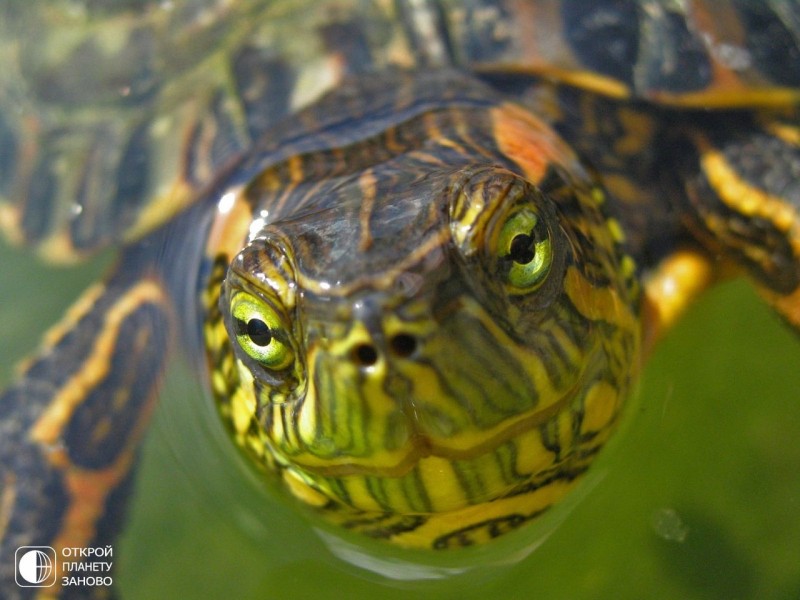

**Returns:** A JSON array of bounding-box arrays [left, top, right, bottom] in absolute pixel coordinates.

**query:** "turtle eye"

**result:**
[[496, 208, 553, 293], [230, 291, 294, 370]]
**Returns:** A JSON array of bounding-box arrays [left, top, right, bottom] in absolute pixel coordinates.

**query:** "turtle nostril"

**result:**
[[390, 333, 417, 358], [353, 343, 379, 367]]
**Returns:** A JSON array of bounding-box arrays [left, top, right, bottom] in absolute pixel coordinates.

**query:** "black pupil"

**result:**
[[246, 319, 272, 346], [509, 233, 536, 264]]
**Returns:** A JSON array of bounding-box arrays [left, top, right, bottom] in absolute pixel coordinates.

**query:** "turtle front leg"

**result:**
[[675, 108, 800, 332], [0, 258, 173, 598]]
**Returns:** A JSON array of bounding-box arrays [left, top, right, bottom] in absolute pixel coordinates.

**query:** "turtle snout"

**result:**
[[350, 332, 419, 367]]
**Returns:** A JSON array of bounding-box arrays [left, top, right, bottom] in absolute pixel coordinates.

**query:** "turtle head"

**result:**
[[215, 99, 640, 548]]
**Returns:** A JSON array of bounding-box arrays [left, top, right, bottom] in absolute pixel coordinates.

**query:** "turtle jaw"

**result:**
[[274, 354, 610, 516]]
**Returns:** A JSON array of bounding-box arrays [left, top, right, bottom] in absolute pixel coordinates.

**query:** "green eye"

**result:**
[[496, 208, 553, 292], [231, 292, 294, 370]]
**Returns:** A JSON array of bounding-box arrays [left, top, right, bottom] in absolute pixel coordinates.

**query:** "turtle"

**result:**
[[1, 0, 799, 597]]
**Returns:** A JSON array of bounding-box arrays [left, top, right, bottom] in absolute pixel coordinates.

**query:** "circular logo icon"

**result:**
[[18, 549, 54, 585]]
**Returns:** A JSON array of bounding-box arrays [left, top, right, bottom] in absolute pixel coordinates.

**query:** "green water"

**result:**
[[2, 238, 800, 599]]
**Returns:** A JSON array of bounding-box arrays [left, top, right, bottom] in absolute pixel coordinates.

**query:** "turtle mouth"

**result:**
[[289, 370, 585, 480], [275, 362, 598, 516]]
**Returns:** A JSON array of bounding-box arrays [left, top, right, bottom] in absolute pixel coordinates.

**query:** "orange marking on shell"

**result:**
[[491, 103, 574, 182]]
